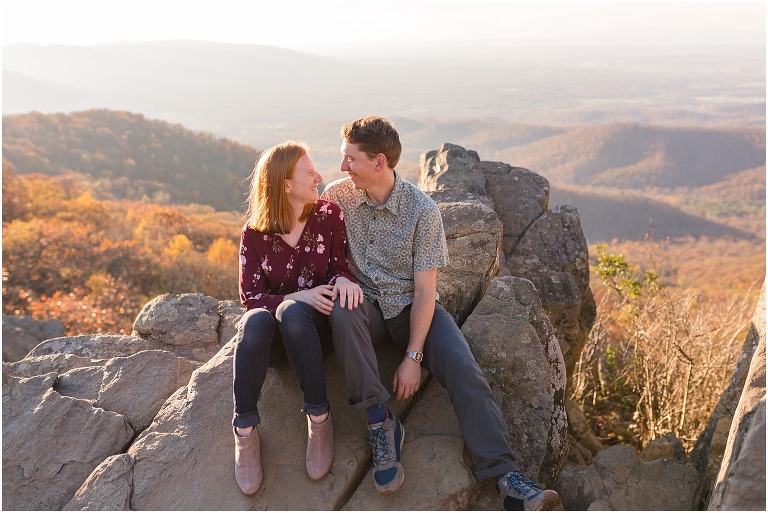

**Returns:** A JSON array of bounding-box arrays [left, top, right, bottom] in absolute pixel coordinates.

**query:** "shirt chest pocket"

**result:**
[[377, 231, 413, 274]]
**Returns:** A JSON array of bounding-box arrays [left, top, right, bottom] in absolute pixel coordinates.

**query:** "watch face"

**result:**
[[407, 351, 423, 362]]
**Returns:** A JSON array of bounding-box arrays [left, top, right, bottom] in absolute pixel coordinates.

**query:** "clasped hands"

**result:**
[[292, 276, 363, 315]]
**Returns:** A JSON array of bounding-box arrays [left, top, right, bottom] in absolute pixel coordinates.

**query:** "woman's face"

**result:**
[[285, 154, 323, 206]]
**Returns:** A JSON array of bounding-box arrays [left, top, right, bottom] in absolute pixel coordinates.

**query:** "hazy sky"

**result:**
[[2, 1, 765, 54]]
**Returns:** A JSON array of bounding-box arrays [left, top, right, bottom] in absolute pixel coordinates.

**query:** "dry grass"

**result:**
[[570, 239, 759, 451]]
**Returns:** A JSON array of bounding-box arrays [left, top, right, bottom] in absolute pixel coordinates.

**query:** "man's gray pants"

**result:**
[[330, 298, 520, 482]]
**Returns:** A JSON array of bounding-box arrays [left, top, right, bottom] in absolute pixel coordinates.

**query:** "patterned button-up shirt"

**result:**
[[322, 172, 449, 319]]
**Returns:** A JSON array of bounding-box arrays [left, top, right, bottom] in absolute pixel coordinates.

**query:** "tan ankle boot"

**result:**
[[234, 426, 263, 495], [306, 412, 333, 480]]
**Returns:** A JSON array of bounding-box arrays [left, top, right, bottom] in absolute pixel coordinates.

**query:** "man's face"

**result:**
[[340, 141, 378, 190]]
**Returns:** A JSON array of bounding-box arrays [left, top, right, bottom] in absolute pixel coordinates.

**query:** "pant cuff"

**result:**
[[302, 399, 331, 416], [348, 389, 392, 410], [232, 410, 260, 428], [475, 461, 521, 483]]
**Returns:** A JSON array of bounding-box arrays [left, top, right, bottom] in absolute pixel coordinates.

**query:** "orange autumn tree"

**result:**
[[2, 171, 241, 335]]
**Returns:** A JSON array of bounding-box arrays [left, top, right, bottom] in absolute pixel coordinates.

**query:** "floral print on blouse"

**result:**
[[239, 199, 357, 315]]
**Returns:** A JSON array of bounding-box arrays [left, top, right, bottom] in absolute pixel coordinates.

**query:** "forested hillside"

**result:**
[[2, 110, 260, 212], [485, 123, 765, 190], [2, 162, 241, 335], [549, 186, 758, 242]]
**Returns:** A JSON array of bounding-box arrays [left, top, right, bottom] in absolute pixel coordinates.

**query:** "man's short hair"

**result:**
[[341, 116, 401, 169]]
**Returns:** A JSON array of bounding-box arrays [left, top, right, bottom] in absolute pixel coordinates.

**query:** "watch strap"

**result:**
[[405, 351, 423, 362]]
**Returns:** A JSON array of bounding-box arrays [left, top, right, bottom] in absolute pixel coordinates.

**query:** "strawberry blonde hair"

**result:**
[[245, 141, 314, 233]]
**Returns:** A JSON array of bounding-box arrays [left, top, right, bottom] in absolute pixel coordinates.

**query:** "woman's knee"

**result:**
[[275, 299, 313, 324], [236, 309, 276, 353]]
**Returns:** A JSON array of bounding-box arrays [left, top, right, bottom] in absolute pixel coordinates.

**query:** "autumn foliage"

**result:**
[[2, 161, 242, 335]]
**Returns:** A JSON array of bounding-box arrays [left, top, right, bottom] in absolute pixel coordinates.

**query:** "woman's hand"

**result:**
[[286, 285, 336, 315], [334, 277, 363, 310]]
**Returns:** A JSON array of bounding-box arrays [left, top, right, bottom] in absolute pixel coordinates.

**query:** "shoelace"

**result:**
[[367, 426, 391, 465], [505, 472, 541, 496]]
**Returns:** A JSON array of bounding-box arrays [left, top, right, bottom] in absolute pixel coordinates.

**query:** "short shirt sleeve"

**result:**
[[413, 202, 449, 273]]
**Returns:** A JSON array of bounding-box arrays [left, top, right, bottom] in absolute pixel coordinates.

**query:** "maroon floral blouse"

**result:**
[[239, 200, 357, 314]]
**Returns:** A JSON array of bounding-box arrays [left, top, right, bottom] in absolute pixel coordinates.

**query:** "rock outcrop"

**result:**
[[707, 283, 766, 511], [565, 399, 605, 461], [688, 281, 766, 505], [640, 432, 686, 464], [462, 276, 567, 489], [2, 371, 133, 510], [132, 292, 222, 361], [5, 145, 583, 510], [420, 144, 595, 389], [2, 314, 65, 362], [3, 349, 195, 510], [556, 444, 704, 510], [428, 189, 503, 325]]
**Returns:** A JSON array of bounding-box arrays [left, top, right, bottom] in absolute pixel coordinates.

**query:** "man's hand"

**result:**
[[334, 277, 363, 310], [287, 285, 336, 315], [393, 357, 421, 400]]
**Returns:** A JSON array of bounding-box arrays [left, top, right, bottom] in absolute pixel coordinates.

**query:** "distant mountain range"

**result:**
[[2, 110, 260, 212], [2, 109, 763, 243], [3, 40, 764, 143]]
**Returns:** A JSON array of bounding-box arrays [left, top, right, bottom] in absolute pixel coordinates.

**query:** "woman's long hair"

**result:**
[[245, 141, 314, 234]]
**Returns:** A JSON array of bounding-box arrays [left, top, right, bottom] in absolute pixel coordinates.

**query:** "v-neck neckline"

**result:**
[[277, 218, 310, 250]]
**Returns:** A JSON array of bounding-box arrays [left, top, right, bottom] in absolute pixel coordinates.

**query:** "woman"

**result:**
[[232, 141, 363, 495]]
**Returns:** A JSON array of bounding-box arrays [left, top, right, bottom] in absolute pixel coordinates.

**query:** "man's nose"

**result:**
[[316, 172, 323, 183], [340, 158, 349, 171]]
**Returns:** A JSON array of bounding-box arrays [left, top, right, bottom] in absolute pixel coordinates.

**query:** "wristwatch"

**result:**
[[405, 351, 423, 363]]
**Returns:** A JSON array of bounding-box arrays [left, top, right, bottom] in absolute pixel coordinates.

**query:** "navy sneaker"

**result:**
[[497, 471, 561, 511], [367, 409, 405, 494]]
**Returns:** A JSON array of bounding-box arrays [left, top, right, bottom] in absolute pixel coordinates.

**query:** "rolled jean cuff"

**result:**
[[476, 461, 521, 483], [232, 410, 261, 429], [348, 389, 391, 411], [302, 398, 331, 417]]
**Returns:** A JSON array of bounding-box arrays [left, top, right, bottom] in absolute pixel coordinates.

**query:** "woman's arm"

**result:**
[[323, 201, 362, 309], [239, 227, 287, 314]]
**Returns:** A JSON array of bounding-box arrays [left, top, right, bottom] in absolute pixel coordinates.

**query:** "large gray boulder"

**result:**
[[708, 292, 766, 511], [418, 143, 595, 389], [640, 432, 686, 464], [565, 399, 605, 459], [218, 300, 245, 345], [689, 281, 766, 503], [67, 339, 440, 510], [461, 276, 567, 489], [429, 188, 503, 326], [2, 349, 194, 510], [132, 293, 220, 361], [2, 314, 65, 362], [556, 444, 704, 510], [30, 297, 242, 364], [2, 371, 134, 510], [506, 205, 595, 382]]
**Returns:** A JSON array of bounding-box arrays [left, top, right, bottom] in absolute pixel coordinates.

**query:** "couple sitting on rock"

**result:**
[[231, 116, 561, 511]]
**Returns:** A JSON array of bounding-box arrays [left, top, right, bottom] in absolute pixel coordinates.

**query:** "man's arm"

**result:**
[[392, 268, 437, 400]]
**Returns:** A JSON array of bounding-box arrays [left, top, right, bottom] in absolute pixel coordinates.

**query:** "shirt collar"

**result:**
[[356, 170, 403, 214]]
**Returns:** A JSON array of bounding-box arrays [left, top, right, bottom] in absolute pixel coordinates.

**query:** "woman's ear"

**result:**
[[284, 180, 291, 193]]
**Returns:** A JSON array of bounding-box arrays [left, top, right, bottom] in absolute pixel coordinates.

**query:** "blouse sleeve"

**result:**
[[323, 202, 357, 285], [239, 226, 287, 314]]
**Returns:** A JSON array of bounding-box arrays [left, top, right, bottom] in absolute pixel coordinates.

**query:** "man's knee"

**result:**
[[329, 297, 367, 328]]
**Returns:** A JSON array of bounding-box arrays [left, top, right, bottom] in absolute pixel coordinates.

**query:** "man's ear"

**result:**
[[375, 153, 387, 171]]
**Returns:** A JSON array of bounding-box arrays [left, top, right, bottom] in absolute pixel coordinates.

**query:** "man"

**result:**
[[323, 116, 561, 511]]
